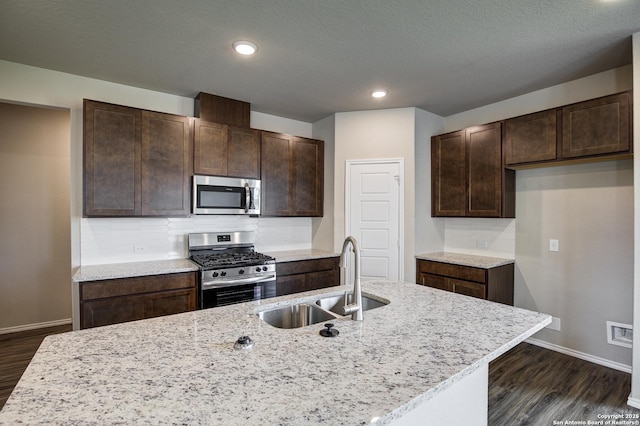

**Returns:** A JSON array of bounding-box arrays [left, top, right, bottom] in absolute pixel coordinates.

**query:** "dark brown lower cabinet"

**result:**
[[80, 272, 197, 329], [416, 259, 513, 305], [276, 257, 340, 296]]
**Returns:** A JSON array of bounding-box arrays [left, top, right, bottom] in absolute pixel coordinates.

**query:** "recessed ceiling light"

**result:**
[[233, 41, 257, 55], [371, 89, 387, 98]]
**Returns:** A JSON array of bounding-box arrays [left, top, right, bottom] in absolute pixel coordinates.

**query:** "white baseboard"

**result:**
[[0, 318, 72, 335], [628, 397, 640, 409], [526, 337, 632, 374]]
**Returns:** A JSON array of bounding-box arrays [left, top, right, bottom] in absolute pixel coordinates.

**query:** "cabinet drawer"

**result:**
[[417, 260, 486, 283], [451, 279, 486, 299], [80, 272, 197, 301], [277, 257, 339, 276], [418, 273, 453, 292]]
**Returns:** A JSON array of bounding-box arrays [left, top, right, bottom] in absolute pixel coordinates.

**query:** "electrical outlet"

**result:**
[[476, 241, 489, 249], [545, 317, 561, 331], [549, 239, 559, 252]]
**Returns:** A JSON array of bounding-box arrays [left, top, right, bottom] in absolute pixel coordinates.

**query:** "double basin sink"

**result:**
[[257, 292, 389, 329]]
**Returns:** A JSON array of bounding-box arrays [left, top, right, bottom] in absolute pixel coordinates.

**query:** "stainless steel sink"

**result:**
[[316, 293, 389, 316], [257, 303, 337, 329]]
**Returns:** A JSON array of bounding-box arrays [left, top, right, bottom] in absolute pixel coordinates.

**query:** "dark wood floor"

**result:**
[[1, 328, 638, 424], [489, 342, 640, 425], [0, 324, 71, 409]]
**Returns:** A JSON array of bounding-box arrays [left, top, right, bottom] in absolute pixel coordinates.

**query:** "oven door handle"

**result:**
[[202, 274, 276, 290]]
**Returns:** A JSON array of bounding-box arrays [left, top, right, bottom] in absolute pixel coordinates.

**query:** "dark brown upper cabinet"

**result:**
[[431, 130, 466, 216], [504, 109, 559, 166], [432, 122, 512, 218], [193, 119, 260, 179], [83, 100, 191, 217], [84, 100, 141, 216], [261, 131, 324, 217], [141, 111, 191, 216], [562, 92, 631, 159], [504, 91, 631, 168], [194, 92, 250, 128]]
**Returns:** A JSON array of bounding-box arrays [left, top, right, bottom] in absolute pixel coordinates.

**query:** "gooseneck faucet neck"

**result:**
[[340, 236, 363, 321]]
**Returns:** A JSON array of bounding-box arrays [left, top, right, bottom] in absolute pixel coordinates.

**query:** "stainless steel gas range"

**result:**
[[188, 231, 276, 309]]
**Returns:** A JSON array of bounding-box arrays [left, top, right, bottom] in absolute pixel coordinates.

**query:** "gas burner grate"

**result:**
[[191, 251, 274, 269]]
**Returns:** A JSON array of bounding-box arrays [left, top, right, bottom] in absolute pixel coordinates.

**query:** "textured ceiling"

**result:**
[[1, 0, 639, 122]]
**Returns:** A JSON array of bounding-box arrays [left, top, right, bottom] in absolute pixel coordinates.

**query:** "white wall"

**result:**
[[0, 103, 71, 330], [517, 160, 633, 368], [333, 107, 446, 283], [443, 218, 515, 258], [312, 114, 336, 252], [629, 31, 640, 407], [442, 65, 634, 370], [414, 108, 446, 257]]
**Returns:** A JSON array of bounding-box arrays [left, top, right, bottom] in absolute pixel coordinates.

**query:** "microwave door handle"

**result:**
[[245, 183, 251, 213]]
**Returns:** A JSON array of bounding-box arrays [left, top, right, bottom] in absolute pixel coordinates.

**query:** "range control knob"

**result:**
[[220, 271, 227, 277], [212, 272, 219, 278], [256, 267, 261, 273], [239, 269, 245, 275], [262, 266, 268, 272]]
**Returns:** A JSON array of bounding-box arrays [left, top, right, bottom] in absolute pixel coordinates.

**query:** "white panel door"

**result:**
[[347, 161, 401, 281]]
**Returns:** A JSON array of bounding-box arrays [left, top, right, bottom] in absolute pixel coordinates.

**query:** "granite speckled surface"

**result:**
[[265, 248, 340, 262], [72, 250, 338, 283], [72, 259, 200, 282], [0, 280, 549, 425], [415, 252, 515, 269]]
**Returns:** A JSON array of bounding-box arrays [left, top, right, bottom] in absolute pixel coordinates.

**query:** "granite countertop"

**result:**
[[415, 252, 515, 269], [0, 280, 550, 425], [72, 250, 339, 282], [72, 258, 200, 282], [264, 248, 340, 262]]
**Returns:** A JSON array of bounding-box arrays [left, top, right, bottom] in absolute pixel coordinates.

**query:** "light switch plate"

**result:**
[[549, 239, 559, 252]]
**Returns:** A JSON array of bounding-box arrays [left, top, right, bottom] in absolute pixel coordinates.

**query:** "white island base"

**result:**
[[394, 363, 488, 425]]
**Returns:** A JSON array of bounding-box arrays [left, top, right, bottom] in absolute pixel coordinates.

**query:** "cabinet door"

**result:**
[[276, 274, 306, 297], [261, 132, 293, 216], [305, 269, 337, 292], [261, 132, 324, 217], [144, 288, 196, 318], [227, 126, 260, 179], [293, 137, 323, 216], [504, 109, 558, 165], [562, 92, 631, 158], [467, 123, 502, 217], [431, 130, 466, 217], [81, 294, 147, 329], [193, 119, 228, 176], [451, 279, 486, 299], [83, 100, 142, 216], [141, 111, 191, 216]]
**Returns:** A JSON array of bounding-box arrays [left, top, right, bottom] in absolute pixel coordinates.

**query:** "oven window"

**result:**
[[202, 284, 259, 308], [197, 185, 245, 209]]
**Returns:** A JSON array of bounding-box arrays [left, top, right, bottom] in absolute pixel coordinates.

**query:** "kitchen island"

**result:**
[[0, 280, 550, 425]]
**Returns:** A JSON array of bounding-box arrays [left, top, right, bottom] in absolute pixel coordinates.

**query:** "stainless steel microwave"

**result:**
[[192, 175, 260, 215]]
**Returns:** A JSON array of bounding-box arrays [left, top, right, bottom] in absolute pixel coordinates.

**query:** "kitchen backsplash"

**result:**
[[443, 218, 515, 258], [80, 216, 312, 265]]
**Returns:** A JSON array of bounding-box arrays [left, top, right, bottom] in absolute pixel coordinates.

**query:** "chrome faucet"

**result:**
[[340, 236, 363, 321]]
